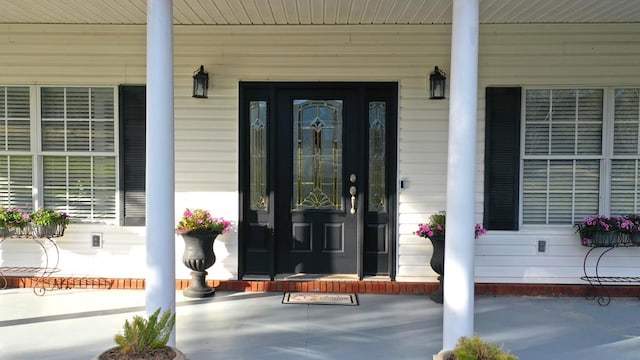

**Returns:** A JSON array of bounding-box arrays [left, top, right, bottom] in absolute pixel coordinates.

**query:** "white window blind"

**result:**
[[43, 156, 116, 220], [40, 87, 116, 221], [522, 89, 603, 224], [611, 88, 640, 214], [0, 86, 32, 210], [41, 87, 114, 152], [1, 87, 31, 151], [0, 156, 33, 210]]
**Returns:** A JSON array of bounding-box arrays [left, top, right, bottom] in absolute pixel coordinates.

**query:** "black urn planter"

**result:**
[[428, 235, 445, 304], [181, 232, 218, 298]]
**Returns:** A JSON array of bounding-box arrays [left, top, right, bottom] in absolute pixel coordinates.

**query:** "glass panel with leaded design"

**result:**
[[249, 101, 268, 211], [292, 99, 343, 210], [368, 101, 386, 212]]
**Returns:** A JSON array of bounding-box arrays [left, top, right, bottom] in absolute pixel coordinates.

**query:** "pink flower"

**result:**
[[415, 211, 486, 240], [176, 208, 232, 235], [475, 224, 487, 239]]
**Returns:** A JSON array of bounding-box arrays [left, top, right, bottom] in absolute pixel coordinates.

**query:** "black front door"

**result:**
[[275, 89, 359, 274], [239, 82, 397, 278]]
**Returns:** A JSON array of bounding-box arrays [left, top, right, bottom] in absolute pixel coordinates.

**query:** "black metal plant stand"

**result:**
[[581, 237, 640, 306]]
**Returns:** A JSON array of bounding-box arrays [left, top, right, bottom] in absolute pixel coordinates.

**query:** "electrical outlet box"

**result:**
[[537, 240, 546, 253], [91, 233, 103, 248], [399, 178, 409, 190]]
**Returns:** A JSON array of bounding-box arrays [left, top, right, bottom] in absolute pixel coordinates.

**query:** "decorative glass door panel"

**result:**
[[368, 101, 386, 212], [249, 101, 267, 211], [293, 100, 343, 211]]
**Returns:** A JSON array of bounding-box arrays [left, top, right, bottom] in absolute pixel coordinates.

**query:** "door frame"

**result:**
[[238, 81, 398, 280]]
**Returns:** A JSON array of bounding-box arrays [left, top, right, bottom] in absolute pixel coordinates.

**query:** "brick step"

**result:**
[[4, 276, 640, 298]]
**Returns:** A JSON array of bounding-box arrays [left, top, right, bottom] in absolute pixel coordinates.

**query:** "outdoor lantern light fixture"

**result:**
[[192, 65, 209, 98], [429, 66, 446, 99]]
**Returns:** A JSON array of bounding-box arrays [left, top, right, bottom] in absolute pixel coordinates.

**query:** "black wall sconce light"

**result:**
[[192, 65, 209, 98], [429, 66, 446, 99]]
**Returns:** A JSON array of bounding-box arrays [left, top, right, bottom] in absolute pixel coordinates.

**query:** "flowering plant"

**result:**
[[622, 214, 640, 234], [415, 211, 486, 240], [176, 208, 232, 236], [573, 215, 636, 246], [30, 208, 70, 227], [416, 211, 446, 238], [0, 208, 31, 229], [574, 215, 628, 243], [475, 223, 488, 238]]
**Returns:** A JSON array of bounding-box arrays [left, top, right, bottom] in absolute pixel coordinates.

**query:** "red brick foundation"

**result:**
[[4, 276, 640, 298]]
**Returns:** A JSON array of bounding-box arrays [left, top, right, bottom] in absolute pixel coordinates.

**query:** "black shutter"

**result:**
[[119, 86, 146, 226], [484, 87, 521, 230]]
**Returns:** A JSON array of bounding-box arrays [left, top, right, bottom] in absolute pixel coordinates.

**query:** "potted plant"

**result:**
[[574, 215, 623, 247], [0, 207, 31, 237], [176, 208, 232, 298], [622, 214, 640, 245], [415, 211, 486, 304], [29, 208, 70, 238], [93, 307, 186, 360], [434, 336, 517, 360], [0, 210, 6, 238]]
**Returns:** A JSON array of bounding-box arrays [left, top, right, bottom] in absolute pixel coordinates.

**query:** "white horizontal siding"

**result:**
[[471, 23, 640, 285], [0, 23, 639, 285]]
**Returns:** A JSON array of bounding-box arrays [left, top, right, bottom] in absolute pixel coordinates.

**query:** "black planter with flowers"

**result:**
[[415, 211, 486, 304], [176, 208, 232, 298], [181, 231, 218, 298], [428, 235, 445, 304], [574, 214, 640, 247]]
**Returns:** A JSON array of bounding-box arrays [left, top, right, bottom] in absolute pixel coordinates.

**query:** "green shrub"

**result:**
[[114, 308, 176, 353], [452, 336, 517, 360]]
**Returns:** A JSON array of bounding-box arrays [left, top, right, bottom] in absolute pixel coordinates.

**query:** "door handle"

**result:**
[[349, 185, 357, 214]]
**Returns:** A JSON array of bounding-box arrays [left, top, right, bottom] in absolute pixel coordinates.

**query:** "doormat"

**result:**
[[282, 292, 358, 306]]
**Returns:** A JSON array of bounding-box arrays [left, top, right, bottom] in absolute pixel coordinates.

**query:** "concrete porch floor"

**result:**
[[0, 288, 639, 360]]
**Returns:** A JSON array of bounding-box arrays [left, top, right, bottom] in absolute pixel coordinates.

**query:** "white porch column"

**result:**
[[146, 0, 176, 346], [442, 0, 479, 352]]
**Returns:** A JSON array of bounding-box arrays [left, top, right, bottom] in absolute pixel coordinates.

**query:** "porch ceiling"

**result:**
[[0, 0, 639, 25]]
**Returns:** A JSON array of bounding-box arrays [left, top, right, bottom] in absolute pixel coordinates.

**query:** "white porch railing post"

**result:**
[[146, 0, 176, 346], [442, 0, 480, 352]]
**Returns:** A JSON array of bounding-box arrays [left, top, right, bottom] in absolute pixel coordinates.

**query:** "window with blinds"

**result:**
[[0, 86, 33, 210], [40, 87, 116, 221], [611, 88, 640, 214], [522, 88, 640, 225]]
